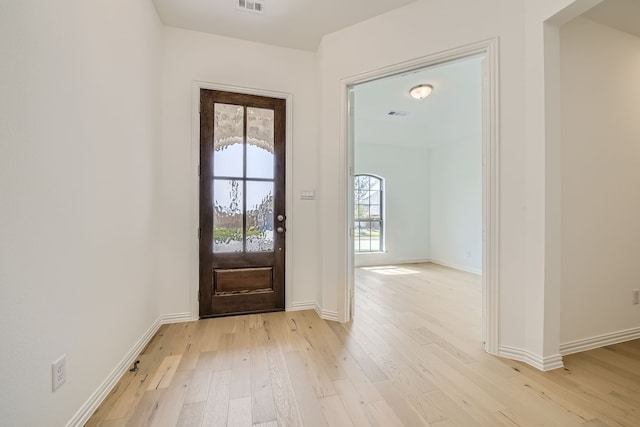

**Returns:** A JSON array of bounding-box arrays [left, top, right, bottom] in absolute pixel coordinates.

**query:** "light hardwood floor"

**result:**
[[87, 263, 640, 426]]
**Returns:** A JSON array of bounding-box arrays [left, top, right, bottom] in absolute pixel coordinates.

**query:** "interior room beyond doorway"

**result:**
[[351, 55, 483, 274]]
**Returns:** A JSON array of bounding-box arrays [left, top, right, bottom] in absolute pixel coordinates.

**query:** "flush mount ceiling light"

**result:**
[[409, 84, 433, 100]]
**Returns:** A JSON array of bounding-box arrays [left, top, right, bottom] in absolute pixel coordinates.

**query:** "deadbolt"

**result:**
[[277, 214, 285, 222]]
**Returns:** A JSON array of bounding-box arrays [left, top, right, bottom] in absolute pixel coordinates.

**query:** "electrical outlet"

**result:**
[[633, 289, 640, 305], [52, 355, 66, 392]]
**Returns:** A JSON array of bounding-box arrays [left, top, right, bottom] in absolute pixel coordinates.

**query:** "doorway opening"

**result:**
[[344, 40, 499, 353]]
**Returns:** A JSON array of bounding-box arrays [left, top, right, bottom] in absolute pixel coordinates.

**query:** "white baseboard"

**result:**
[[428, 258, 482, 275], [560, 327, 640, 356], [498, 345, 564, 371], [313, 304, 339, 322], [65, 312, 192, 427], [161, 312, 193, 324], [354, 256, 431, 268], [288, 301, 317, 311]]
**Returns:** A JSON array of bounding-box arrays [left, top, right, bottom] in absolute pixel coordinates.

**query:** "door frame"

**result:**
[[190, 81, 293, 320], [342, 38, 500, 354]]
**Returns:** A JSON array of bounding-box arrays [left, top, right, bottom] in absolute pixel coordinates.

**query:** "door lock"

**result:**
[[277, 214, 285, 222]]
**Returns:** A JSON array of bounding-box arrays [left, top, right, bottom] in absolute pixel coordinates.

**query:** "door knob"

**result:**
[[276, 226, 285, 234]]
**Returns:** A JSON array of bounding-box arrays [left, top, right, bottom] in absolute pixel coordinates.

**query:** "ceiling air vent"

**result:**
[[238, 0, 264, 13], [387, 110, 409, 117]]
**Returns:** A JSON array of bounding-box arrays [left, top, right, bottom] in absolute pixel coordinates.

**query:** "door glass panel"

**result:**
[[213, 179, 244, 253], [246, 107, 274, 179], [246, 181, 274, 252], [214, 104, 244, 178]]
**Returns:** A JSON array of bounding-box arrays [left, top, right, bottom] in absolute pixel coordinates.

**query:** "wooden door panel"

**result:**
[[199, 89, 286, 317], [207, 292, 277, 316], [214, 267, 273, 293]]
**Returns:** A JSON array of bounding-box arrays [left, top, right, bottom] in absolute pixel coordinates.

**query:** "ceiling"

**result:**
[[352, 0, 640, 152], [150, 0, 640, 149], [583, 0, 640, 38], [354, 55, 484, 149], [152, 0, 418, 51]]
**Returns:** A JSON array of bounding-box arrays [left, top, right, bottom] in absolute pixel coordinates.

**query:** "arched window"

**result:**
[[354, 174, 384, 253]]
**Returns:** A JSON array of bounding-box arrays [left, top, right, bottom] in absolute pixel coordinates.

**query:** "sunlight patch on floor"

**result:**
[[361, 265, 420, 275]]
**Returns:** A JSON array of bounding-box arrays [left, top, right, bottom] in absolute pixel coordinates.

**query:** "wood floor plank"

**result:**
[[146, 354, 183, 391], [250, 325, 277, 425], [423, 389, 491, 427], [176, 401, 205, 427], [295, 312, 348, 381], [148, 369, 193, 427], [199, 318, 223, 353], [582, 419, 613, 427], [96, 419, 128, 427], [287, 312, 338, 399], [283, 350, 329, 427], [177, 321, 209, 372], [230, 318, 252, 400], [571, 352, 640, 393], [201, 369, 231, 427], [363, 399, 405, 427], [228, 396, 252, 427], [326, 320, 388, 384], [214, 333, 234, 371], [183, 350, 215, 404], [99, 370, 149, 421], [374, 380, 435, 426], [320, 394, 355, 427], [263, 315, 302, 426], [333, 379, 376, 426], [505, 361, 627, 427], [85, 263, 640, 427], [125, 389, 164, 427]]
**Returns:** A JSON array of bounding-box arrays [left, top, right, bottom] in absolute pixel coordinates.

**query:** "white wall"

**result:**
[[522, 0, 604, 365], [354, 137, 482, 273], [354, 143, 431, 267], [428, 57, 483, 274], [430, 139, 482, 274], [158, 27, 319, 315], [560, 17, 640, 345], [0, 0, 162, 425]]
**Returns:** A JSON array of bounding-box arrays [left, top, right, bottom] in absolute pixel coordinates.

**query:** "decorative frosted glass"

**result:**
[[246, 181, 274, 252], [213, 179, 244, 253], [214, 104, 244, 178], [246, 107, 274, 179]]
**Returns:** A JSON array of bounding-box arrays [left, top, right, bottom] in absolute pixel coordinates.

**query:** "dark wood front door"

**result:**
[[199, 89, 286, 317]]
